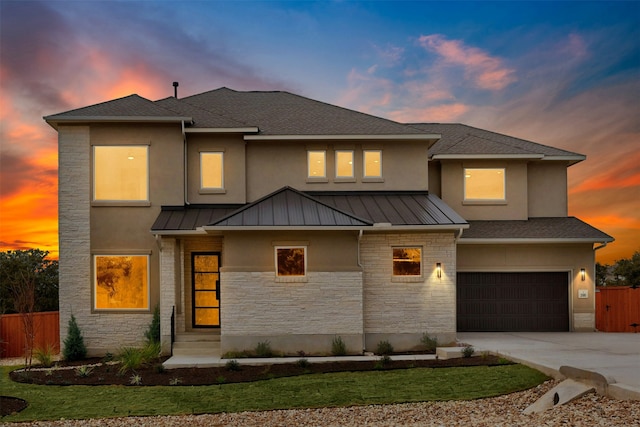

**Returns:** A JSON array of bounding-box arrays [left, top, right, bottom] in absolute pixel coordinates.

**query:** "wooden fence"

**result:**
[[0, 311, 60, 358], [596, 287, 640, 332]]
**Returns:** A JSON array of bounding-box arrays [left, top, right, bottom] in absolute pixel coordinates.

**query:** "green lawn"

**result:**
[[1, 364, 548, 422]]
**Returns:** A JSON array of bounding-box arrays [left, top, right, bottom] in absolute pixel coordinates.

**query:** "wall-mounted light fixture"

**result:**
[[436, 263, 442, 278], [580, 268, 586, 281]]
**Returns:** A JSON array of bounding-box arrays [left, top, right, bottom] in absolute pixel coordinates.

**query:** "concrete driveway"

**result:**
[[458, 332, 640, 400]]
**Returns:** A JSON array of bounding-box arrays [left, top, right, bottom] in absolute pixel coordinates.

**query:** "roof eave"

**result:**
[[44, 115, 193, 130], [432, 154, 544, 160], [185, 127, 260, 134], [202, 226, 369, 231], [245, 134, 441, 142], [458, 237, 614, 244], [150, 229, 209, 236]]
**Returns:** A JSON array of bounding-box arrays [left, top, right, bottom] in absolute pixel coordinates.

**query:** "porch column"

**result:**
[[159, 237, 177, 355]]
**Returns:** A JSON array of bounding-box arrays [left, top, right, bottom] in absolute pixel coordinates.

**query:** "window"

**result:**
[[276, 247, 306, 277], [94, 255, 149, 310], [335, 150, 354, 179], [201, 152, 224, 189], [464, 168, 505, 200], [94, 146, 148, 201], [363, 150, 382, 178], [392, 247, 421, 276], [307, 150, 326, 178]]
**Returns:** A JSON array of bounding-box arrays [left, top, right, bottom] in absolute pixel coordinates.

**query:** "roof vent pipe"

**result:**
[[173, 81, 179, 98]]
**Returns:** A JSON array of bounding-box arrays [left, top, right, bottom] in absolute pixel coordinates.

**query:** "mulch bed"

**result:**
[[8, 355, 510, 388]]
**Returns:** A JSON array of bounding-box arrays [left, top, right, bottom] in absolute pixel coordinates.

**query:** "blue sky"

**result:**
[[1, 0, 639, 262]]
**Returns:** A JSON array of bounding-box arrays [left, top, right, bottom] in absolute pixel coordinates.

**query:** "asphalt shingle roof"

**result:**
[[44, 94, 188, 119], [461, 217, 613, 241]]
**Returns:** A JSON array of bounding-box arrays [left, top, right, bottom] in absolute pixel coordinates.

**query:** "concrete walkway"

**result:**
[[458, 332, 640, 400]]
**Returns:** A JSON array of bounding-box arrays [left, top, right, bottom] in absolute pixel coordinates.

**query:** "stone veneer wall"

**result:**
[[360, 232, 457, 350], [159, 237, 177, 355], [220, 271, 363, 355], [58, 126, 152, 356]]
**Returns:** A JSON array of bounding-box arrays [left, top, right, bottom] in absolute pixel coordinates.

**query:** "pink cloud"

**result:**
[[417, 34, 517, 90]]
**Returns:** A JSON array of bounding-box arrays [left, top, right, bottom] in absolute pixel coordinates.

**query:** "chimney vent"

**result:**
[[173, 82, 179, 98]]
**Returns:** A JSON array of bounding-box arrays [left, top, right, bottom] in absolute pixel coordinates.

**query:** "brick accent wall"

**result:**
[[360, 232, 457, 341]]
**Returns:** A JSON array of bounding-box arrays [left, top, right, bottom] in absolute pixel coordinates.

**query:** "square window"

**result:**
[[363, 150, 382, 178], [201, 152, 224, 189], [335, 150, 354, 178], [94, 255, 149, 310], [276, 247, 306, 277], [94, 146, 148, 201], [308, 151, 326, 178], [464, 168, 505, 200], [392, 247, 421, 276]]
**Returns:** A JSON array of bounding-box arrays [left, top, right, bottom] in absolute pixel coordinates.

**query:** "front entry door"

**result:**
[[192, 252, 220, 328]]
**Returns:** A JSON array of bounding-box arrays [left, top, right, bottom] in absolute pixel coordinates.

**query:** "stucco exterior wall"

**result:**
[[245, 141, 429, 200], [527, 161, 568, 217], [360, 232, 457, 350], [457, 243, 597, 331], [440, 160, 528, 220]]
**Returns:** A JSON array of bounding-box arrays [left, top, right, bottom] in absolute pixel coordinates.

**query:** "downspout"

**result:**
[[182, 120, 190, 205], [358, 229, 365, 354]]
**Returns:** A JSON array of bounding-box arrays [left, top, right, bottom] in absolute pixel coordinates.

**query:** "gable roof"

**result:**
[[459, 217, 614, 243], [44, 94, 192, 129], [410, 123, 585, 164]]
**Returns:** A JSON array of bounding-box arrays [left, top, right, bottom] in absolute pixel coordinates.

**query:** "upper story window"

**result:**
[[392, 247, 422, 276], [200, 152, 224, 190], [464, 168, 506, 200], [363, 150, 382, 178], [335, 150, 354, 179], [307, 150, 326, 179], [93, 146, 148, 202]]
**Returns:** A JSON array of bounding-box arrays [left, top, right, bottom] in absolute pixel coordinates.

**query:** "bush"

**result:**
[[375, 340, 394, 355], [374, 354, 392, 369], [296, 358, 310, 368], [117, 342, 160, 374], [144, 304, 161, 344], [225, 359, 241, 371], [462, 345, 475, 358], [75, 365, 93, 377], [331, 336, 347, 356], [34, 344, 56, 367], [63, 314, 87, 361], [255, 341, 273, 357], [420, 333, 438, 352]]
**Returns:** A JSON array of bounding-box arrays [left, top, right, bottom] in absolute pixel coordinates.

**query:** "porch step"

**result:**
[[174, 331, 220, 343], [172, 332, 221, 357]]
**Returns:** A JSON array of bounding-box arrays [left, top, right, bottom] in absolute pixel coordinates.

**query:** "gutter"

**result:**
[[182, 120, 190, 205]]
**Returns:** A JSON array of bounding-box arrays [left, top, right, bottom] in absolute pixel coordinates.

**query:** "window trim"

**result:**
[[391, 246, 423, 280], [93, 253, 151, 312], [274, 246, 307, 282], [363, 149, 383, 180], [463, 167, 506, 203], [200, 151, 225, 193], [92, 145, 150, 205]]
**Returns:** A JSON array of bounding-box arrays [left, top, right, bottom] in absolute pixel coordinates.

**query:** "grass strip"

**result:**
[[1, 364, 547, 422]]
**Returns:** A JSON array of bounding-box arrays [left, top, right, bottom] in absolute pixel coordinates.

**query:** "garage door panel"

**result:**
[[457, 272, 569, 332]]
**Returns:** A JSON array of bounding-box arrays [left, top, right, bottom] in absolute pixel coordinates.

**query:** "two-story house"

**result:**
[[44, 87, 613, 357]]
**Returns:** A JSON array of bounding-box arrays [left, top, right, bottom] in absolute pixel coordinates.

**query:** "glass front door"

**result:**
[[192, 252, 220, 328]]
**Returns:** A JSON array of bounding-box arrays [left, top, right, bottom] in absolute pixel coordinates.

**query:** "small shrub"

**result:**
[[142, 341, 161, 361], [117, 347, 145, 374], [102, 352, 114, 363], [216, 376, 226, 384], [169, 377, 182, 386], [225, 359, 241, 371], [296, 358, 310, 368], [75, 365, 94, 377], [129, 374, 142, 385], [420, 333, 438, 352], [331, 336, 347, 356], [63, 314, 87, 361], [154, 363, 167, 374], [255, 341, 273, 357], [376, 340, 394, 355], [34, 344, 56, 367], [462, 345, 475, 358], [144, 304, 161, 344], [374, 354, 392, 369]]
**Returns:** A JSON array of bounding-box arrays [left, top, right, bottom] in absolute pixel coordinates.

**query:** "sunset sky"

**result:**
[[1, 1, 638, 264]]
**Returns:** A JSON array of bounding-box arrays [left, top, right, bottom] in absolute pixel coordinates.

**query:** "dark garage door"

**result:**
[[457, 272, 569, 332]]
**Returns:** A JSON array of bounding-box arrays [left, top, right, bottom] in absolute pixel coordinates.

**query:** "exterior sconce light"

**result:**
[[580, 268, 586, 281], [436, 263, 442, 278]]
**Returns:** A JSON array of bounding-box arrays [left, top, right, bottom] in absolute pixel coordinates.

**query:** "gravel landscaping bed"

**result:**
[[3, 380, 640, 426]]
